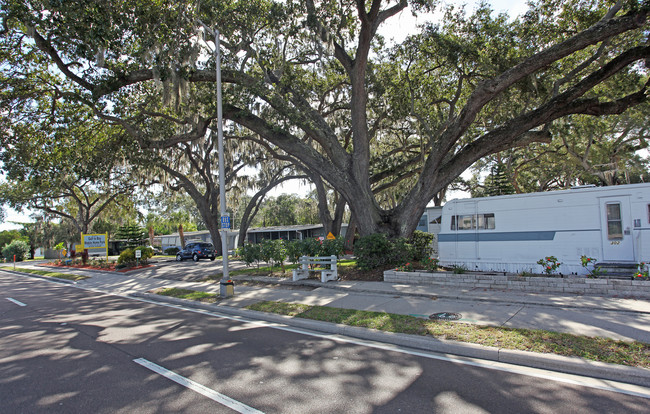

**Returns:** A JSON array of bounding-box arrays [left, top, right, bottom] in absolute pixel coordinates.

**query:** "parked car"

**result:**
[[175, 242, 216, 262]]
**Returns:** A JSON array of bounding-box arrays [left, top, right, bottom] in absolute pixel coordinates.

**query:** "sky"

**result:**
[[0, 0, 530, 232]]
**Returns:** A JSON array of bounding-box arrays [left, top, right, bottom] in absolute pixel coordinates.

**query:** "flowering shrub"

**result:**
[[537, 256, 562, 275], [422, 257, 440, 272], [396, 262, 414, 271], [635, 262, 649, 281], [580, 255, 605, 278]]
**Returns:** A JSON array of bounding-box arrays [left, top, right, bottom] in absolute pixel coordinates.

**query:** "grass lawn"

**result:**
[[153, 287, 219, 303], [0, 266, 90, 281], [245, 301, 650, 368], [150, 285, 650, 367]]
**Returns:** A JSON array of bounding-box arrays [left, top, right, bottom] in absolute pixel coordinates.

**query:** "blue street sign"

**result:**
[[221, 215, 231, 229]]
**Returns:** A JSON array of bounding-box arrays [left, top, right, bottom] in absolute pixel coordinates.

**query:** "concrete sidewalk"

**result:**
[[4, 260, 650, 387], [8, 260, 650, 342]]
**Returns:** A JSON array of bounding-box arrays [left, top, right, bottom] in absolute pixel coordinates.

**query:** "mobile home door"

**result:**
[[600, 197, 635, 262]]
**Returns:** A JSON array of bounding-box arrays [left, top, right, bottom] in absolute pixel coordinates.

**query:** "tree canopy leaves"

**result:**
[[2, 0, 649, 238]]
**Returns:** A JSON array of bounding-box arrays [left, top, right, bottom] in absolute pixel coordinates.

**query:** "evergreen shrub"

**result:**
[[2, 239, 30, 262], [117, 246, 153, 266], [354, 233, 395, 270], [164, 247, 180, 255], [354, 231, 435, 270], [236, 237, 346, 268]]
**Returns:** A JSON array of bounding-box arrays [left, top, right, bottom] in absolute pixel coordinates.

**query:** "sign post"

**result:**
[[135, 249, 141, 267]]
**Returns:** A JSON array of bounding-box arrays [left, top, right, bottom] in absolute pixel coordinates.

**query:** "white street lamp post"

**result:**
[[214, 28, 230, 281]]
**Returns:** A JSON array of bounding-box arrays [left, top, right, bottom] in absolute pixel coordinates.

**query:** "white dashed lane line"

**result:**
[[6, 297, 26, 307], [133, 358, 265, 414]]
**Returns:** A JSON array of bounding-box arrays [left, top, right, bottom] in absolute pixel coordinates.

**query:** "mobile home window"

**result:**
[[458, 215, 475, 230], [606, 203, 623, 240], [451, 214, 495, 230], [478, 213, 496, 229], [451, 215, 475, 230], [648, 204, 650, 223]]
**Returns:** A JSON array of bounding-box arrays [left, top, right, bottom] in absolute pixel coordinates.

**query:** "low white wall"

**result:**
[[384, 270, 650, 298]]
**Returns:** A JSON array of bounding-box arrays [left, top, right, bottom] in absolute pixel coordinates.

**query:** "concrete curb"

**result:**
[[132, 292, 650, 388]]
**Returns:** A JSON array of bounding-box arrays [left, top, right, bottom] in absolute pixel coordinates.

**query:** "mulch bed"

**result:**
[[337, 265, 390, 281]]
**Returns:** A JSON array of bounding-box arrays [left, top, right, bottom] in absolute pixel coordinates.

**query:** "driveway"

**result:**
[[126, 257, 256, 282]]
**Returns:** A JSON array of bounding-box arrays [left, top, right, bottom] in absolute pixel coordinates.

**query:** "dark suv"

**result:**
[[175, 242, 216, 262]]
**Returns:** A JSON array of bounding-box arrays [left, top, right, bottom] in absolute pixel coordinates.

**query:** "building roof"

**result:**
[[246, 224, 323, 233], [159, 224, 323, 238]]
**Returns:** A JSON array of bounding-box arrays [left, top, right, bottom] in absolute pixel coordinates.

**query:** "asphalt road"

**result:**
[[1, 273, 649, 413]]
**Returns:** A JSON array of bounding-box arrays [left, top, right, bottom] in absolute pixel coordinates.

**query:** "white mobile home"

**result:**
[[437, 183, 650, 275]]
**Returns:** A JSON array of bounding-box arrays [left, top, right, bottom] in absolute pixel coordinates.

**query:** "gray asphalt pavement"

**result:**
[[5, 274, 648, 413], [4, 258, 650, 387]]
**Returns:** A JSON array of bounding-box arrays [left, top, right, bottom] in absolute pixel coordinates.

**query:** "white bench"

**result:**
[[292, 255, 338, 283]]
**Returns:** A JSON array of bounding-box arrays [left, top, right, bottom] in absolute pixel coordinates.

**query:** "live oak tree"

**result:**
[[2, 0, 649, 238], [149, 126, 293, 255], [0, 102, 145, 236], [466, 108, 650, 193]]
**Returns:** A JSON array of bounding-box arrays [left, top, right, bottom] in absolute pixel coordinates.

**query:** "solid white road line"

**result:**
[[6, 297, 26, 307], [133, 358, 265, 414]]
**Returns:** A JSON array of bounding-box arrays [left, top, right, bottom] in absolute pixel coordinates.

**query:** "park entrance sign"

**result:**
[[81, 233, 108, 258]]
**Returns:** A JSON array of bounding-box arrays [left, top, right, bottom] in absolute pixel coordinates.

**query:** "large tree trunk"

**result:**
[[344, 214, 357, 251], [311, 174, 347, 236]]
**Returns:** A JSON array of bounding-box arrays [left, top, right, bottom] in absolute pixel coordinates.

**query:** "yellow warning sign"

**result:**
[[326, 232, 336, 240]]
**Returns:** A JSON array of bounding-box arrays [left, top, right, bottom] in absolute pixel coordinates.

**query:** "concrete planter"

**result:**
[[383, 270, 650, 298]]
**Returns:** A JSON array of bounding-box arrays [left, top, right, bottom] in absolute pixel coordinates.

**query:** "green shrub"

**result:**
[[118, 246, 153, 265], [354, 232, 436, 270], [2, 239, 30, 262], [354, 233, 395, 270], [164, 247, 180, 255], [390, 237, 412, 265], [135, 246, 154, 261], [269, 239, 287, 268], [320, 237, 345, 257], [118, 248, 135, 265], [409, 231, 435, 262], [285, 240, 303, 264], [237, 242, 262, 267], [300, 238, 322, 257], [259, 239, 286, 267], [237, 236, 346, 268]]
